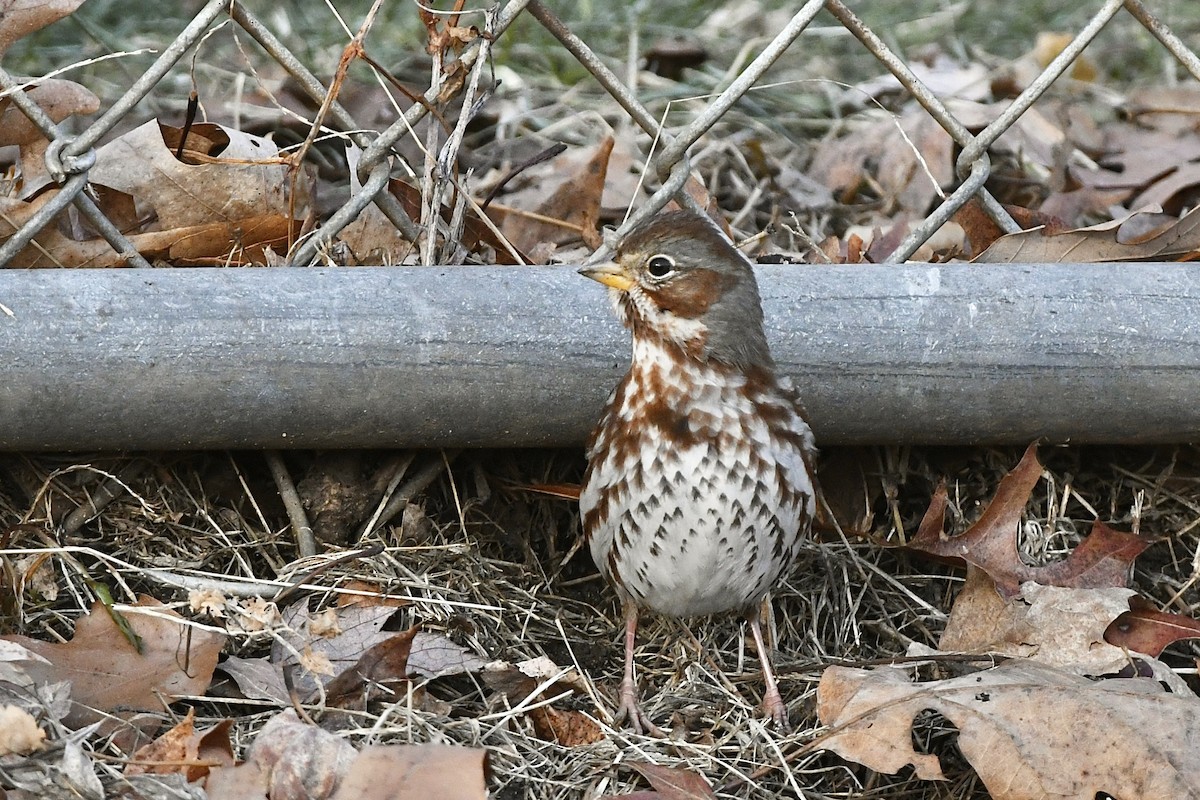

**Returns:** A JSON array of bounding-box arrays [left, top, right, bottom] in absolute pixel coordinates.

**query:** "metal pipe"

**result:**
[[1, 263, 1198, 449]]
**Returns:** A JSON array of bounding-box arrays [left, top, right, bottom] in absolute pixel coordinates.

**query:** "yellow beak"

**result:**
[[578, 262, 635, 292]]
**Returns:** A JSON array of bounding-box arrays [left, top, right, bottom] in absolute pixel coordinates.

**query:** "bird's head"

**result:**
[[580, 211, 773, 370]]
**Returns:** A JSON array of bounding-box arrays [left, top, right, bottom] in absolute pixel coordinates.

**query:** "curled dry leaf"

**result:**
[[90, 120, 305, 230], [808, 109, 953, 216], [973, 203, 1200, 263], [495, 134, 615, 255], [528, 705, 604, 747], [939, 567, 1141, 676], [909, 443, 1154, 597], [331, 744, 488, 800], [0, 704, 45, 756], [816, 660, 1200, 799], [125, 707, 234, 782], [242, 709, 358, 800], [1104, 595, 1200, 656]]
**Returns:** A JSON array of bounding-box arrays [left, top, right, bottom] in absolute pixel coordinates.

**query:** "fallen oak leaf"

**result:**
[[815, 660, 1200, 798], [973, 203, 1200, 263], [939, 567, 1141, 676], [909, 443, 1156, 597], [1105, 595, 1200, 656], [629, 762, 717, 800], [1, 596, 225, 728]]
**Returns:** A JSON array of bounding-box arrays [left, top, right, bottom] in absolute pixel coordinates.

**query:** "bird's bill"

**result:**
[[578, 262, 635, 292]]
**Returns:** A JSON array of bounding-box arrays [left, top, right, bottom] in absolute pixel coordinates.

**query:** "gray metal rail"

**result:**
[[2, 263, 1196, 450]]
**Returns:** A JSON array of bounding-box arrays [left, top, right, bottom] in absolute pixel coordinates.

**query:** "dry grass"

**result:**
[[3, 444, 1199, 798]]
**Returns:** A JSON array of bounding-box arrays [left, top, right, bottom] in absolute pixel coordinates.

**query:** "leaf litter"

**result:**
[[3, 1, 1200, 799]]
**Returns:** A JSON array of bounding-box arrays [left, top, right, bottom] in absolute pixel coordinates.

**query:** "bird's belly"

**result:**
[[585, 437, 809, 618]]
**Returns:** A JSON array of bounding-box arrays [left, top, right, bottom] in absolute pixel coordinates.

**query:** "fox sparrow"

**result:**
[[578, 210, 817, 734]]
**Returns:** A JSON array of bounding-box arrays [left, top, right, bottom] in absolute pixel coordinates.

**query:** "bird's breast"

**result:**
[[580, 344, 815, 618]]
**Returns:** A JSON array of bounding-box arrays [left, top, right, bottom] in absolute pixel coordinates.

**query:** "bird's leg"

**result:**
[[614, 603, 665, 737], [748, 602, 789, 731]]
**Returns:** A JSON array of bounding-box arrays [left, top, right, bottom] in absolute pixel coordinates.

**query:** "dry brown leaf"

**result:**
[[908, 443, 1154, 597], [4, 117, 307, 265], [1075, 127, 1200, 192], [1037, 187, 1132, 228], [973, 204, 1200, 262], [808, 109, 953, 216], [125, 707, 234, 782], [952, 197, 1005, 256], [323, 625, 418, 709], [1104, 595, 1200, 657], [1129, 162, 1200, 214], [498, 135, 614, 253], [331, 744, 488, 800], [89, 119, 307, 231], [6, 210, 298, 267], [628, 762, 717, 800], [816, 660, 1200, 798], [0, 0, 89, 57], [1, 596, 225, 728], [1120, 85, 1200, 136], [939, 568, 1138, 675], [528, 705, 604, 746], [203, 760, 271, 800], [244, 709, 357, 800]]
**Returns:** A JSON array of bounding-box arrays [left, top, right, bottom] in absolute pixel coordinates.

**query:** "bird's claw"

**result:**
[[616, 678, 666, 737], [761, 684, 790, 732]]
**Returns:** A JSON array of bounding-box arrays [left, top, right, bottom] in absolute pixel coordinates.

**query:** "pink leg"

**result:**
[[614, 603, 664, 737], [748, 607, 789, 730]]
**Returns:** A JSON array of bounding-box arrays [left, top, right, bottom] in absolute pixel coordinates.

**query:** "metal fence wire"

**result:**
[[2, 0, 1199, 269]]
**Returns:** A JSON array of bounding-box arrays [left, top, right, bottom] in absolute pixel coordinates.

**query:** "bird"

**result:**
[[577, 209, 817, 735]]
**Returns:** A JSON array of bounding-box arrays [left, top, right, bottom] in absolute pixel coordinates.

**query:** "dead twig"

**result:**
[[264, 451, 316, 557]]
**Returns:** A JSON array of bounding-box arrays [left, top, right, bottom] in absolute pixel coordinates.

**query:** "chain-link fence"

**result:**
[[2, 0, 1199, 269]]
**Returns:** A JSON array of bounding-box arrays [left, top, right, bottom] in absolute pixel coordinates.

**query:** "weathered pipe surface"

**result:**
[[1, 263, 1197, 450]]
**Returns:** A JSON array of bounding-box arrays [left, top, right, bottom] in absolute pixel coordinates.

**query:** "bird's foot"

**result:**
[[615, 677, 666, 737], [760, 683, 790, 732]]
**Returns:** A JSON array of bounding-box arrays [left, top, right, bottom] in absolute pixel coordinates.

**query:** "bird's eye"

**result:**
[[646, 255, 675, 278]]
